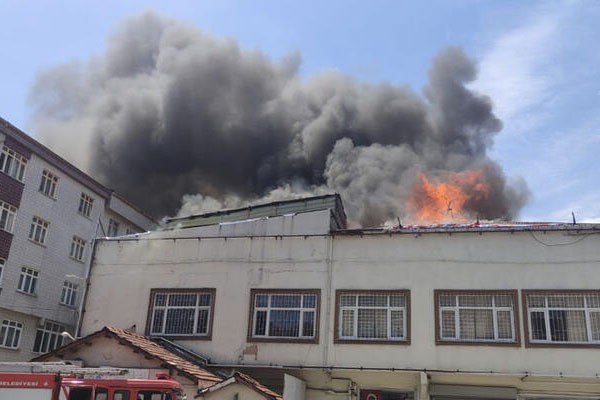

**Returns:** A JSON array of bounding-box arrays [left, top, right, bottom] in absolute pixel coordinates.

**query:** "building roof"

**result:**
[[199, 371, 283, 400], [31, 326, 221, 385], [164, 193, 347, 230]]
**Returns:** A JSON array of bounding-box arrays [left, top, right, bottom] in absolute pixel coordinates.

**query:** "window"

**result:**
[[0, 145, 27, 181], [61, 281, 79, 307], [335, 290, 409, 343], [78, 193, 93, 218], [39, 169, 58, 198], [33, 321, 66, 353], [17, 267, 39, 294], [0, 319, 23, 349], [70, 236, 86, 261], [249, 289, 319, 342], [108, 219, 120, 236], [524, 290, 600, 346], [435, 290, 519, 345], [29, 216, 49, 244], [147, 289, 215, 339], [0, 201, 17, 233]]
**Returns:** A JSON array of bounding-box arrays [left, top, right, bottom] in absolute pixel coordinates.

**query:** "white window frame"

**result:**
[[70, 236, 86, 261], [39, 169, 59, 198], [148, 289, 215, 338], [0, 319, 23, 349], [33, 321, 66, 353], [0, 201, 17, 233], [78, 193, 93, 218], [108, 219, 120, 236], [336, 290, 409, 343], [60, 281, 79, 307], [17, 267, 39, 295], [0, 145, 27, 181], [29, 216, 49, 245], [436, 290, 518, 344], [249, 289, 319, 342], [524, 291, 600, 345]]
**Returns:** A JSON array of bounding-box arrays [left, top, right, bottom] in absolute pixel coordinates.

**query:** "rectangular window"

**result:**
[[70, 236, 86, 261], [249, 289, 319, 342], [0, 319, 23, 349], [17, 267, 39, 294], [33, 321, 66, 353], [78, 193, 94, 218], [0, 201, 17, 233], [147, 289, 215, 339], [39, 169, 59, 198], [29, 216, 49, 244], [335, 290, 410, 343], [0, 145, 27, 181], [108, 219, 120, 236], [524, 291, 600, 346], [435, 290, 519, 345], [61, 281, 79, 307]]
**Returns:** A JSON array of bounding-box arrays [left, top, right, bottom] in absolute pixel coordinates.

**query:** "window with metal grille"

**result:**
[[70, 236, 86, 261], [524, 291, 600, 345], [33, 321, 66, 353], [148, 289, 215, 339], [0, 319, 23, 349], [249, 289, 319, 342], [39, 169, 58, 198], [61, 281, 79, 307], [0, 145, 27, 181], [436, 290, 518, 344], [78, 193, 94, 218], [29, 216, 49, 244], [336, 290, 409, 343], [17, 267, 39, 294], [0, 201, 17, 233]]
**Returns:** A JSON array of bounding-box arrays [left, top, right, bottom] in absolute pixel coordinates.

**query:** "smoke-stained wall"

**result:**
[[29, 11, 529, 227]]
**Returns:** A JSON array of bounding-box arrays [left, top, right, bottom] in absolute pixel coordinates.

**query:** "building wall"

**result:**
[[0, 119, 156, 361], [81, 228, 600, 379]]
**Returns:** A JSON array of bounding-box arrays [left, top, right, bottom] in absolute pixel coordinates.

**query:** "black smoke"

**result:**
[[29, 11, 529, 227]]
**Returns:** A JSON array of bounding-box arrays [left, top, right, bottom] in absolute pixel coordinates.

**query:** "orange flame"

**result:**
[[407, 169, 491, 223]]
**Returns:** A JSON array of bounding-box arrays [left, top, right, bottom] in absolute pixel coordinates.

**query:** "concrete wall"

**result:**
[[81, 227, 600, 380]]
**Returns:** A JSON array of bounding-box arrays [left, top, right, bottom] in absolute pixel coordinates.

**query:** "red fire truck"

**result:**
[[0, 371, 186, 400]]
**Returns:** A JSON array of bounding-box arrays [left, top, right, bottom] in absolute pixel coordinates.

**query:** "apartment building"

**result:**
[[0, 117, 155, 361], [79, 194, 600, 400]]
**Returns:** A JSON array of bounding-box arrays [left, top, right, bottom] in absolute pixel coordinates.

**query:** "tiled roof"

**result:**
[[200, 371, 283, 400], [32, 326, 221, 385]]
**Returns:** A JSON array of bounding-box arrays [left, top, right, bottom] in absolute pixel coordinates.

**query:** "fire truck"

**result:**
[[0, 362, 186, 400]]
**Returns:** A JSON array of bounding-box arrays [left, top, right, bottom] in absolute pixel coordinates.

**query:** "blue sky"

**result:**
[[1, 0, 599, 222]]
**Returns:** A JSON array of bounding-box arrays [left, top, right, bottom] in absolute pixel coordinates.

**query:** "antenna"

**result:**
[[446, 201, 453, 218], [571, 211, 576, 225]]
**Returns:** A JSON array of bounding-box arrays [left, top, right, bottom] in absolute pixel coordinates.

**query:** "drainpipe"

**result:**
[[75, 219, 101, 337]]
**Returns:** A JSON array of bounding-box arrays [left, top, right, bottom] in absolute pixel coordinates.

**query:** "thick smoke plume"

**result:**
[[30, 11, 529, 227]]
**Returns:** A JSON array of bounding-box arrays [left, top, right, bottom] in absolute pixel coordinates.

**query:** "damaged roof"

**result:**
[[199, 371, 283, 400]]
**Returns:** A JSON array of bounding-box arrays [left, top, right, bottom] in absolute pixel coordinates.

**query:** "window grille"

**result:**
[[78, 193, 94, 218], [39, 169, 58, 198], [250, 290, 319, 341], [148, 289, 214, 338], [33, 321, 66, 353], [70, 236, 86, 261], [61, 281, 79, 307], [436, 290, 517, 343], [29, 216, 49, 244], [0, 145, 27, 181], [0, 319, 23, 348], [0, 201, 17, 233], [337, 290, 409, 342], [18, 267, 39, 294], [525, 291, 600, 345]]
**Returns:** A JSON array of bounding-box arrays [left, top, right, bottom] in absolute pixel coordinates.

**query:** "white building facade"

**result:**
[[80, 195, 600, 400], [0, 117, 155, 361]]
